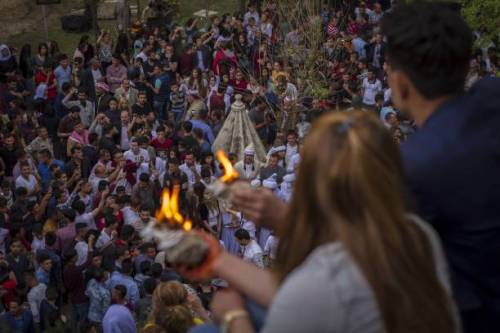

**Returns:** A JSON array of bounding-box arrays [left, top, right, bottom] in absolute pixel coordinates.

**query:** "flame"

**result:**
[[156, 185, 192, 232], [216, 150, 239, 183]]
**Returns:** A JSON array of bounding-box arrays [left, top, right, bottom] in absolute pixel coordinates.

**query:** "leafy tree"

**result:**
[[460, 0, 500, 46]]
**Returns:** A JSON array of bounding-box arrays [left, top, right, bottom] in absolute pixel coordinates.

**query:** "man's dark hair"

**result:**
[[151, 263, 163, 278], [143, 277, 157, 295], [139, 260, 152, 275], [182, 121, 193, 133], [70, 146, 82, 155], [45, 232, 57, 247], [93, 268, 106, 281], [121, 258, 133, 275], [71, 200, 86, 214], [380, 2, 472, 99], [15, 187, 28, 197], [105, 214, 118, 228], [234, 228, 250, 240], [139, 173, 150, 183], [114, 284, 127, 299], [39, 149, 52, 158]]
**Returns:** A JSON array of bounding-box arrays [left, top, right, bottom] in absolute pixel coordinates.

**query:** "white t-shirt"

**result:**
[[362, 78, 382, 106], [122, 206, 140, 226], [15, 174, 39, 201], [75, 212, 97, 230], [96, 230, 112, 249], [27, 283, 47, 323], [241, 239, 264, 268], [179, 163, 201, 190], [264, 235, 279, 260], [124, 148, 150, 164], [15, 175, 38, 194], [75, 240, 88, 266], [31, 237, 46, 254]]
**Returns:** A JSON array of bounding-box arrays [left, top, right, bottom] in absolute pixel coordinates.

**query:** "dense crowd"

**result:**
[[0, 0, 499, 332]]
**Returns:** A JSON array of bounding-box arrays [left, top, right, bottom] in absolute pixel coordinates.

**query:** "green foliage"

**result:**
[[460, 0, 500, 46]]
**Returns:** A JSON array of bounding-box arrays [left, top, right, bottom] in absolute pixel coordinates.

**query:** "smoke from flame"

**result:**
[[216, 150, 239, 183]]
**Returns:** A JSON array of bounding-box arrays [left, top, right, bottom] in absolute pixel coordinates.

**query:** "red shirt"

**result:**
[[151, 137, 173, 153], [1, 279, 17, 308], [34, 71, 57, 101]]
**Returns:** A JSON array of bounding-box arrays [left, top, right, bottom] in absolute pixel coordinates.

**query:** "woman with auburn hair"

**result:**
[[186, 111, 460, 333], [145, 281, 211, 333]]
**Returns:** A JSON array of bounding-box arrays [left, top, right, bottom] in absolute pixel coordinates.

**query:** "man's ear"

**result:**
[[388, 69, 411, 111]]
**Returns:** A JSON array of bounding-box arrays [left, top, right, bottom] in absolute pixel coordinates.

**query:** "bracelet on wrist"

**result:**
[[220, 309, 249, 333]]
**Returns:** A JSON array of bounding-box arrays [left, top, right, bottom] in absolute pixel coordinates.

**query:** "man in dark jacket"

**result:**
[[382, 3, 500, 332], [79, 57, 104, 102]]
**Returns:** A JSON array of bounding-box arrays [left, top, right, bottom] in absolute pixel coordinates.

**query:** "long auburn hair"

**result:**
[[275, 111, 456, 332], [149, 282, 194, 333]]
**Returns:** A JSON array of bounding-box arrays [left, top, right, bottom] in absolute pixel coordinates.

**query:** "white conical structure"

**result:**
[[212, 94, 267, 162]]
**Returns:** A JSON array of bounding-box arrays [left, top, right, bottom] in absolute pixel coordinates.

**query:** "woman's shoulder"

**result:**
[[265, 243, 381, 333]]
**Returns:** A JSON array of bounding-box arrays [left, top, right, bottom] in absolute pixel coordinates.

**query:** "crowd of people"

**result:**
[[0, 0, 499, 332]]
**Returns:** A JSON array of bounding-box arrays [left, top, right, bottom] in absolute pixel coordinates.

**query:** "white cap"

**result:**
[[274, 145, 286, 152], [263, 174, 278, 189], [250, 179, 261, 187], [244, 144, 255, 156], [263, 180, 278, 189], [283, 173, 296, 183]]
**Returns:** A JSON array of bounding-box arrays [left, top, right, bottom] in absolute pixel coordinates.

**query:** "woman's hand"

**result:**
[[174, 230, 222, 281], [232, 187, 287, 229]]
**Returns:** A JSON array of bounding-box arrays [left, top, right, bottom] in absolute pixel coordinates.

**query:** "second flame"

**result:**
[[216, 150, 239, 183], [156, 185, 192, 232]]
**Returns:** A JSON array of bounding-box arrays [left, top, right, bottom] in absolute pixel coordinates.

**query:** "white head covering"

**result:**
[[250, 179, 261, 187], [244, 144, 255, 156], [0, 45, 12, 62], [262, 174, 278, 190], [266, 145, 286, 161], [288, 153, 301, 172], [279, 173, 295, 202]]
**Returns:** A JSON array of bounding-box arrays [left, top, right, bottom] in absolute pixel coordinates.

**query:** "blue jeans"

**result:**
[[72, 302, 89, 332], [189, 298, 267, 333]]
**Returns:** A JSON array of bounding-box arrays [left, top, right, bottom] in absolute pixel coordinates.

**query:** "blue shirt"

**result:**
[[86, 279, 111, 323], [401, 77, 500, 314], [102, 304, 137, 333], [190, 119, 215, 144], [352, 37, 367, 60], [36, 267, 50, 286], [37, 159, 65, 188], [108, 272, 140, 307], [54, 65, 72, 91]]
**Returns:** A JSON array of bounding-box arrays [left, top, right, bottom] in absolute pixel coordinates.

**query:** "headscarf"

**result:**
[[0, 45, 12, 62]]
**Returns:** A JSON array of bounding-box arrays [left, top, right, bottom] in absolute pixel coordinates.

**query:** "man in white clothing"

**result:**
[[15, 162, 40, 201], [96, 216, 119, 249], [124, 138, 150, 164], [179, 151, 201, 191], [235, 228, 264, 269], [234, 147, 262, 180], [362, 69, 382, 107], [26, 272, 47, 325]]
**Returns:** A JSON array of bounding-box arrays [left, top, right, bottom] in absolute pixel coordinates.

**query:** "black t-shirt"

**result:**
[[132, 103, 153, 117], [98, 136, 118, 155], [0, 146, 18, 177]]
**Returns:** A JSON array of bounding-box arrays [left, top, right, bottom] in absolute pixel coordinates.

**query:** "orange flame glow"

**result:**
[[216, 150, 239, 183], [156, 185, 192, 232]]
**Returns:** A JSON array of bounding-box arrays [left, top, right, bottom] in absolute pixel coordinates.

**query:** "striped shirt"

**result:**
[[170, 90, 186, 114]]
